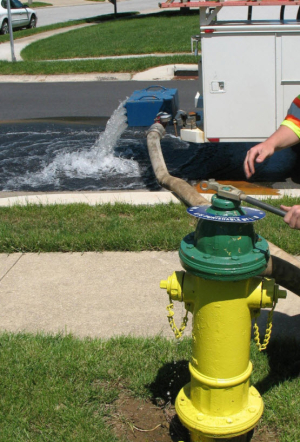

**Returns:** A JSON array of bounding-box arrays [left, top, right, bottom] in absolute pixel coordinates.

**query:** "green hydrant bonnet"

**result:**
[[179, 195, 270, 281]]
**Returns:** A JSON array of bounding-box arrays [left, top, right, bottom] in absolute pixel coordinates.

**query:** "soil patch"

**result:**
[[110, 395, 279, 442], [110, 394, 188, 442], [252, 427, 279, 442]]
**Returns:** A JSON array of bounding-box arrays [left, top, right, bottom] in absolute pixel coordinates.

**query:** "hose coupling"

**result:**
[[146, 122, 166, 139]]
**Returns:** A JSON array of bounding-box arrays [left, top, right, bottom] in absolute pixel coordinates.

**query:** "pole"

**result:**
[[7, 0, 16, 62], [109, 0, 117, 17]]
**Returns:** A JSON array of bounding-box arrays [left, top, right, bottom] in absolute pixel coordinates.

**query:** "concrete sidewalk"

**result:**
[[0, 191, 299, 340], [0, 251, 299, 341], [0, 24, 93, 62], [0, 2, 195, 80]]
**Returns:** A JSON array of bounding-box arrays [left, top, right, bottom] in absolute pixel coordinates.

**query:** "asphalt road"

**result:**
[[35, 2, 299, 27], [1, 79, 300, 190], [0, 80, 197, 120], [37, 0, 162, 27]]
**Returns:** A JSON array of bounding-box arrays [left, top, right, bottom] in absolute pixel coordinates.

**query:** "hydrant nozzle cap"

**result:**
[[160, 272, 184, 301], [160, 280, 167, 289], [276, 286, 287, 300]]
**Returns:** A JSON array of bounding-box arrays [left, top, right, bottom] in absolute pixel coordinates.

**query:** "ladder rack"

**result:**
[[159, 1, 300, 8], [160, 0, 300, 25]]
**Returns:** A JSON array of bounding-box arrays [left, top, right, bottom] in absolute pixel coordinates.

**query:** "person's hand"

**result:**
[[281, 205, 300, 230], [244, 125, 299, 179], [243, 142, 275, 179]]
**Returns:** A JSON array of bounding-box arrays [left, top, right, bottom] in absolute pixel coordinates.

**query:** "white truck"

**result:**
[[160, 1, 300, 143]]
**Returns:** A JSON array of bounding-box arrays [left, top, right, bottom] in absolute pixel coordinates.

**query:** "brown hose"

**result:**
[[146, 124, 208, 207], [147, 123, 300, 296]]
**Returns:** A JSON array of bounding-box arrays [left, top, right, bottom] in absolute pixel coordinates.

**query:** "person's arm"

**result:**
[[243, 125, 299, 179], [281, 205, 300, 230]]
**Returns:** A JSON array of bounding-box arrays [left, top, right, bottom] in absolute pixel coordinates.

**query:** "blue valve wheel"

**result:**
[[187, 205, 266, 223]]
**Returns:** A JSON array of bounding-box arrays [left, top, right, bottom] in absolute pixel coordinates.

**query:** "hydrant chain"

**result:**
[[166, 298, 189, 339], [253, 302, 275, 351]]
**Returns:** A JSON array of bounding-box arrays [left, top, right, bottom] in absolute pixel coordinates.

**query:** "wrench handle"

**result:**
[[241, 195, 287, 218]]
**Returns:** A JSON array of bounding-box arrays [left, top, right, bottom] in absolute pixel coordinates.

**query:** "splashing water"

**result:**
[[0, 103, 298, 191], [42, 100, 139, 179], [4, 100, 141, 190]]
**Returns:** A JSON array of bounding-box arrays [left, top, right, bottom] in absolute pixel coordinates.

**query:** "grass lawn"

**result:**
[[0, 20, 87, 44], [0, 197, 299, 254], [0, 11, 199, 74], [0, 12, 138, 44], [21, 12, 200, 60], [0, 54, 197, 75], [0, 333, 299, 441], [0, 199, 299, 441]]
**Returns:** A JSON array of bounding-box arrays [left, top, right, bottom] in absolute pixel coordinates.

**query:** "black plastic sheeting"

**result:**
[[0, 121, 299, 192]]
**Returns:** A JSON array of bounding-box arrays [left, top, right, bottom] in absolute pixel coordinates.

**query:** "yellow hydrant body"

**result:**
[[161, 272, 285, 440], [160, 193, 286, 441]]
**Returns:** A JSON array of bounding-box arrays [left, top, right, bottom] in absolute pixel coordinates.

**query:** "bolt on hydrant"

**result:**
[[160, 188, 286, 441]]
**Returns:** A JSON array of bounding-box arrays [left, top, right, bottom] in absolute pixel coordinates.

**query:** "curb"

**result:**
[[0, 190, 299, 207]]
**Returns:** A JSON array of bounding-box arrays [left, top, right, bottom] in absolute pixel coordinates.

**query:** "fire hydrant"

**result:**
[[160, 193, 286, 441]]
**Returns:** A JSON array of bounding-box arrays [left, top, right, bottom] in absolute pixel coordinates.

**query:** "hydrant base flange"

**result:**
[[176, 383, 263, 439]]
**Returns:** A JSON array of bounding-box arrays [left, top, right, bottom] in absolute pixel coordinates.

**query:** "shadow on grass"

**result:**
[[147, 359, 256, 441], [254, 337, 300, 395], [144, 336, 300, 442], [85, 9, 199, 25], [148, 359, 190, 405], [85, 11, 139, 23], [147, 359, 190, 442], [90, 9, 199, 20]]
